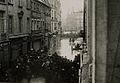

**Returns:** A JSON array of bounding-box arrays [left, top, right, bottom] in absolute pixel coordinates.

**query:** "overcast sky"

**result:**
[[60, 0, 84, 20]]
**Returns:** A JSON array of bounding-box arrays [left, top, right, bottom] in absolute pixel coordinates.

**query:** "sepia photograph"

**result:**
[[0, 0, 119, 83]]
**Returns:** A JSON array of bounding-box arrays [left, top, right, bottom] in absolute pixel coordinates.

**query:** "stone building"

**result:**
[[86, 0, 120, 83], [65, 11, 83, 32], [31, 0, 51, 52], [48, 0, 61, 55], [0, 0, 31, 69], [48, 0, 61, 34], [0, 0, 51, 81]]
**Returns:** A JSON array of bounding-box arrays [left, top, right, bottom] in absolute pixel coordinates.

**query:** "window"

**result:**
[[34, 3, 36, 10], [40, 21, 42, 29], [18, 0, 22, 7], [31, 2, 34, 10], [27, 18, 30, 32], [36, 4, 39, 11], [54, 27, 56, 30], [37, 21, 39, 30], [19, 17, 22, 33], [0, 11, 4, 33], [31, 20, 34, 31], [54, 11, 56, 19], [0, 0, 5, 3], [8, 16, 13, 33], [26, 0, 31, 9], [39, 5, 41, 12], [54, 23, 57, 30], [34, 20, 37, 30]]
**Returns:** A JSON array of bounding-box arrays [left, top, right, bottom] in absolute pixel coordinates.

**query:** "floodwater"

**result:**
[[58, 37, 83, 61], [50, 36, 82, 61], [59, 39, 75, 61]]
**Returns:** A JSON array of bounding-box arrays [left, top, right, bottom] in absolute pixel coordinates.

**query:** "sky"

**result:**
[[60, 0, 84, 21]]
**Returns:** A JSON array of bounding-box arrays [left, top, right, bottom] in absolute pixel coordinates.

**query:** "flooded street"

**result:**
[[59, 39, 76, 61], [50, 36, 82, 61], [22, 36, 82, 83], [59, 39, 74, 60]]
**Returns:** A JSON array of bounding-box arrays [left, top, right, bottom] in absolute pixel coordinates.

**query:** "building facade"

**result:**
[[0, 0, 31, 81], [0, 0, 31, 68], [31, 0, 51, 52], [86, 0, 120, 83], [48, 0, 61, 34], [0, 0, 51, 81], [65, 11, 83, 32]]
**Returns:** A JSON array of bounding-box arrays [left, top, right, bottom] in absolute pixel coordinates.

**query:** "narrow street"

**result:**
[[21, 36, 83, 83], [59, 39, 74, 60], [59, 38, 82, 61], [0, 0, 87, 83]]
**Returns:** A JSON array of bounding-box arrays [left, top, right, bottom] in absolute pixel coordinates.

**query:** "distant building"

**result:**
[[64, 11, 83, 32], [48, 0, 61, 34]]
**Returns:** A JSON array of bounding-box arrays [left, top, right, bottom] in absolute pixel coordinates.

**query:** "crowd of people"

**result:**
[[0, 44, 80, 83], [7, 48, 80, 83]]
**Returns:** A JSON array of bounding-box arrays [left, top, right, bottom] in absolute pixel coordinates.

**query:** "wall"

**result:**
[[107, 0, 120, 83], [87, 0, 107, 83], [8, 0, 31, 36], [87, 0, 120, 83]]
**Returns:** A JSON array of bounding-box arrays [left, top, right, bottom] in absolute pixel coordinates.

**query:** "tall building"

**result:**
[[0, 0, 51, 81], [31, 0, 51, 52], [48, 0, 61, 34], [0, 0, 31, 67], [64, 11, 83, 32], [86, 0, 120, 83]]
